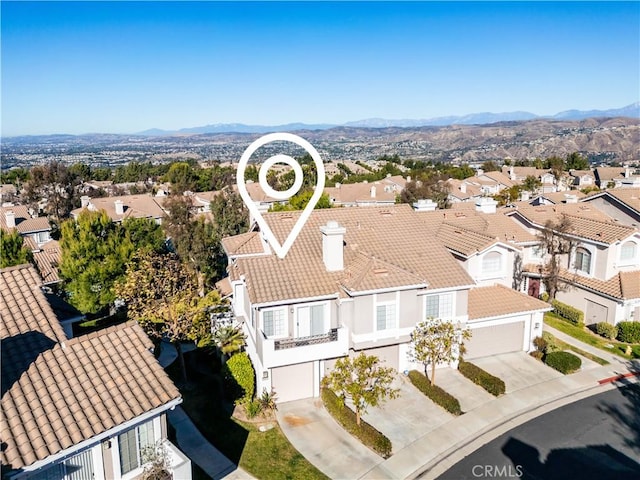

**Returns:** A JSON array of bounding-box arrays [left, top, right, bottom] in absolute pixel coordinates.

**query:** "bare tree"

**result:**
[[538, 215, 576, 300]]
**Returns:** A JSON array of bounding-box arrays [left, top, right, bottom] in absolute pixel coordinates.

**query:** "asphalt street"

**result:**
[[437, 382, 640, 480]]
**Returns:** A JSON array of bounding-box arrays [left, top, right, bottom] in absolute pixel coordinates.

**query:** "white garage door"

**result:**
[[271, 362, 314, 403], [585, 300, 608, 326], [465, 322, 525, 359]]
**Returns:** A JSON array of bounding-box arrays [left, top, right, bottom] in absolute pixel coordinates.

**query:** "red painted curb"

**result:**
[[598, 371, 640, 384]]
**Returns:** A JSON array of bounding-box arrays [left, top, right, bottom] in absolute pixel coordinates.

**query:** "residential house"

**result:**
[[71, 194, 165, 224], [471, 171, 515, 195], [501, 166, 559, 194], [445, 179, 483, 204], [0, 264, 190, 480], [222, 205, 549, 403], [568, 169, 596, 188], [507, 205, 640, 325], [324, 181, 397, 207], [581, 188, 640, 227], [593, 166, 638, 189], [528, 191, 586, 206]]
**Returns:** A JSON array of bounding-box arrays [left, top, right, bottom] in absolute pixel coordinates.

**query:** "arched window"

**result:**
[[621, 241, 637, 261], [482, 251, 503, 275], [575, 247, 591, 274]]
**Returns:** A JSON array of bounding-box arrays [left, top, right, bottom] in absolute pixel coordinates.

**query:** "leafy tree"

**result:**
[[481, 161, 499, 172], [163, 162, 199, 194], [270, 190, 332, 211], [399, 177, 450, 209], [121, 217, 166, 254], [0, 167, 30, 186], [493, 185, 522, 206], [0, 229, 33, 268], [24, 161, 80, 220], [522, 175, 542, 193], [322, 353, 399, 426], [115, 251, 221, 383], [409, 318, 471, 386], [59, 210, 163, 313], [565, 152, 589, 171], [209, 190, 250, 238], [538, 215, 576, 300]]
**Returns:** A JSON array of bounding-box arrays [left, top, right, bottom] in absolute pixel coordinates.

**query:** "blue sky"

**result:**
[[2, 1, 639, 136]]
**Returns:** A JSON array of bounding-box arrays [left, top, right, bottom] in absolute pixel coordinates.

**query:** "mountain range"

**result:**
[[137, 103, 639, 135]]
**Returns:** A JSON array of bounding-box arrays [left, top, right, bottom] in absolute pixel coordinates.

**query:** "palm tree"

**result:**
[[213, 325, 246, 359]]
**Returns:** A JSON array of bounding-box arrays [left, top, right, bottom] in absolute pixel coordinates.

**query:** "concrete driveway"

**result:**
[[436, 368, 495, 412], [356, 374, 455, 451], [471, 351, 562, 393]]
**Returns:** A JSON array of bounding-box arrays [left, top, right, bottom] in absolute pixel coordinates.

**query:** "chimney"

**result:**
[[625, 167, 631, 178], [5, 210, 15, 229], [475, 197, 498, 214], [520, 190, 530, 202], [476, 168, 484, 177], [370, 186, 376, 198], [509, 165, 516, 181], [335, 182, 341, 189], [320, 221, 346, 272], [406, 176, 411, 182], [564, 194, 578, 204], [460, 183, 467, 194], [114, 200, 124, 215], [81, 195, 90, 208], [413, 199, 437, 212]]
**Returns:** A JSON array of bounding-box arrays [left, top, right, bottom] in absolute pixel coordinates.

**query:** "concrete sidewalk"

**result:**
[[544, 323, 626, 365], [277, 340, 639, 479]]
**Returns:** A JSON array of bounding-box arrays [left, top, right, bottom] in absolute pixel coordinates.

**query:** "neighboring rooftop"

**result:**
[[0, 205, 51, 234], [71, 194, 165, 222], [468, 284, 552, 320]]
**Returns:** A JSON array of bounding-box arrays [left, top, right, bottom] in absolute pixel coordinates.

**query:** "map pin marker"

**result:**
[[237, 132, 325, 259]]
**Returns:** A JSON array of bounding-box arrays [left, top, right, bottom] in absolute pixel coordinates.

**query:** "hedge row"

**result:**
[[551, 300, 584, 327], [407, 370, 462, 415], [616, 321, 640, 344], [458, 359, 506, 396], [544, 351, 582, 374], [222, 352, 255, 405], [321, 388, 392, 458]]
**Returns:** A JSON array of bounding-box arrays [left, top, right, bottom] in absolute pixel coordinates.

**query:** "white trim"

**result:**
[[14, 401, 181, 475], [468, 307, 552, 323], [254, 294, 339, 308], [115, 417, 163, 480], [343, 283, 428, 297], [261, 307, 288, 339], [294, 301, 330, 338]]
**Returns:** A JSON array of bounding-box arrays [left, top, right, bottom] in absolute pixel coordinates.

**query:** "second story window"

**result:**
[[482, 251, 503, 276], [621, 241, 637, 262], [376, 303, 397, 331], [574, 247, 592, 274], [119, 420, 155, 475], [263, 308, 286, 337], [425, 293, 453, 320]]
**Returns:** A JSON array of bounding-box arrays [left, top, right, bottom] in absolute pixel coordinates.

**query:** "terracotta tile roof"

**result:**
[[227, 205, 473, 304], [480, 171, 515, 187], [594, 167, 627, 181], [215, 277, 233, 297], [1, 267, 181, 470], [583, 188, 640, 215], [433, 223, 499, 257], [446, 179, 483, 200], [513, 205, 637, 244], [325, 181, 397, 205], [468, 284, 551, 320], [32, 240, 62, 285], [417, 209, 537, 244], [0, 205, 51, 234], [71, 194, 165, 222], [558, 269, 640, 300], [533, 190, 586, 204], [222, 231, 267, 256]]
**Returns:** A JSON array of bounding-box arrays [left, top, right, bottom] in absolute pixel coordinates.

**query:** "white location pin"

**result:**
[[236, 132, 325, 259]]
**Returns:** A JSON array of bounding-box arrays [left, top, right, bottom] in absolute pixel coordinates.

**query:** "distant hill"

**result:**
[[136, 103, 639, 135]]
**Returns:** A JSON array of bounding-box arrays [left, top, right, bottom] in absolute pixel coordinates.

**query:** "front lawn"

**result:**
[[542, 331, 609, 365], [165, 351, 328, 480], [544, 313, 640, 360]]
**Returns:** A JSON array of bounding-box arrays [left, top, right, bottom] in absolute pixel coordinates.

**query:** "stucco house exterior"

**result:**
[[0, 264, 191, 480], [222, 205, 549, 403]]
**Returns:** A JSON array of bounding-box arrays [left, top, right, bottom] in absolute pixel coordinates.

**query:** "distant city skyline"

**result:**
[[2, 1, 639, 136]]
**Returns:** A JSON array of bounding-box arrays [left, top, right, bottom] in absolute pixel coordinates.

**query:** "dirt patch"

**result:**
[[282, 413, 312, 427]]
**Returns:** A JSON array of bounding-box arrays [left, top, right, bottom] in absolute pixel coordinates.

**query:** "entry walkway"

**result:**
[[543, 323, 626, 365], [277, 349, 639, 480]]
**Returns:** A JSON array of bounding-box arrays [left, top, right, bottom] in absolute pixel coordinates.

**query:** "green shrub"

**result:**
[[541, 331, 559, 353], [595, 322, 618, 340], [540, 292, 550, 302], [551, 300, 584, 326], [321, 388, 392, 458], [407, 370, 462, 415], [245, 400, 261, 418], [544, 351, 582, 374], [222, 352, 255, 405], [458, 360, 506, 396], [616, 322, 640, 344]]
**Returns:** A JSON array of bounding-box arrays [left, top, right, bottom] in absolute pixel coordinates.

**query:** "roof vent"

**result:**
[[114, 200, 124, 215], [413, 199, 437, 212], [4, 210, 15, 229]]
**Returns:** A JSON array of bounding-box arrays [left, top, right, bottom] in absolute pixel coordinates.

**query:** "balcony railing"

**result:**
[[274, 328, 339, 350]]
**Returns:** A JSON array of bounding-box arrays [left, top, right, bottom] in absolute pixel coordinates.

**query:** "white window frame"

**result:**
[[375, 302, 397, 331], [481, 251, 503, 277], [294, 301, 329, 338], [574, 247, 592, 274], [620, 241, 637, 263], [424, 292, 454, 320], [112, 417, 162, 480], [262, 307, 287, 339]]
